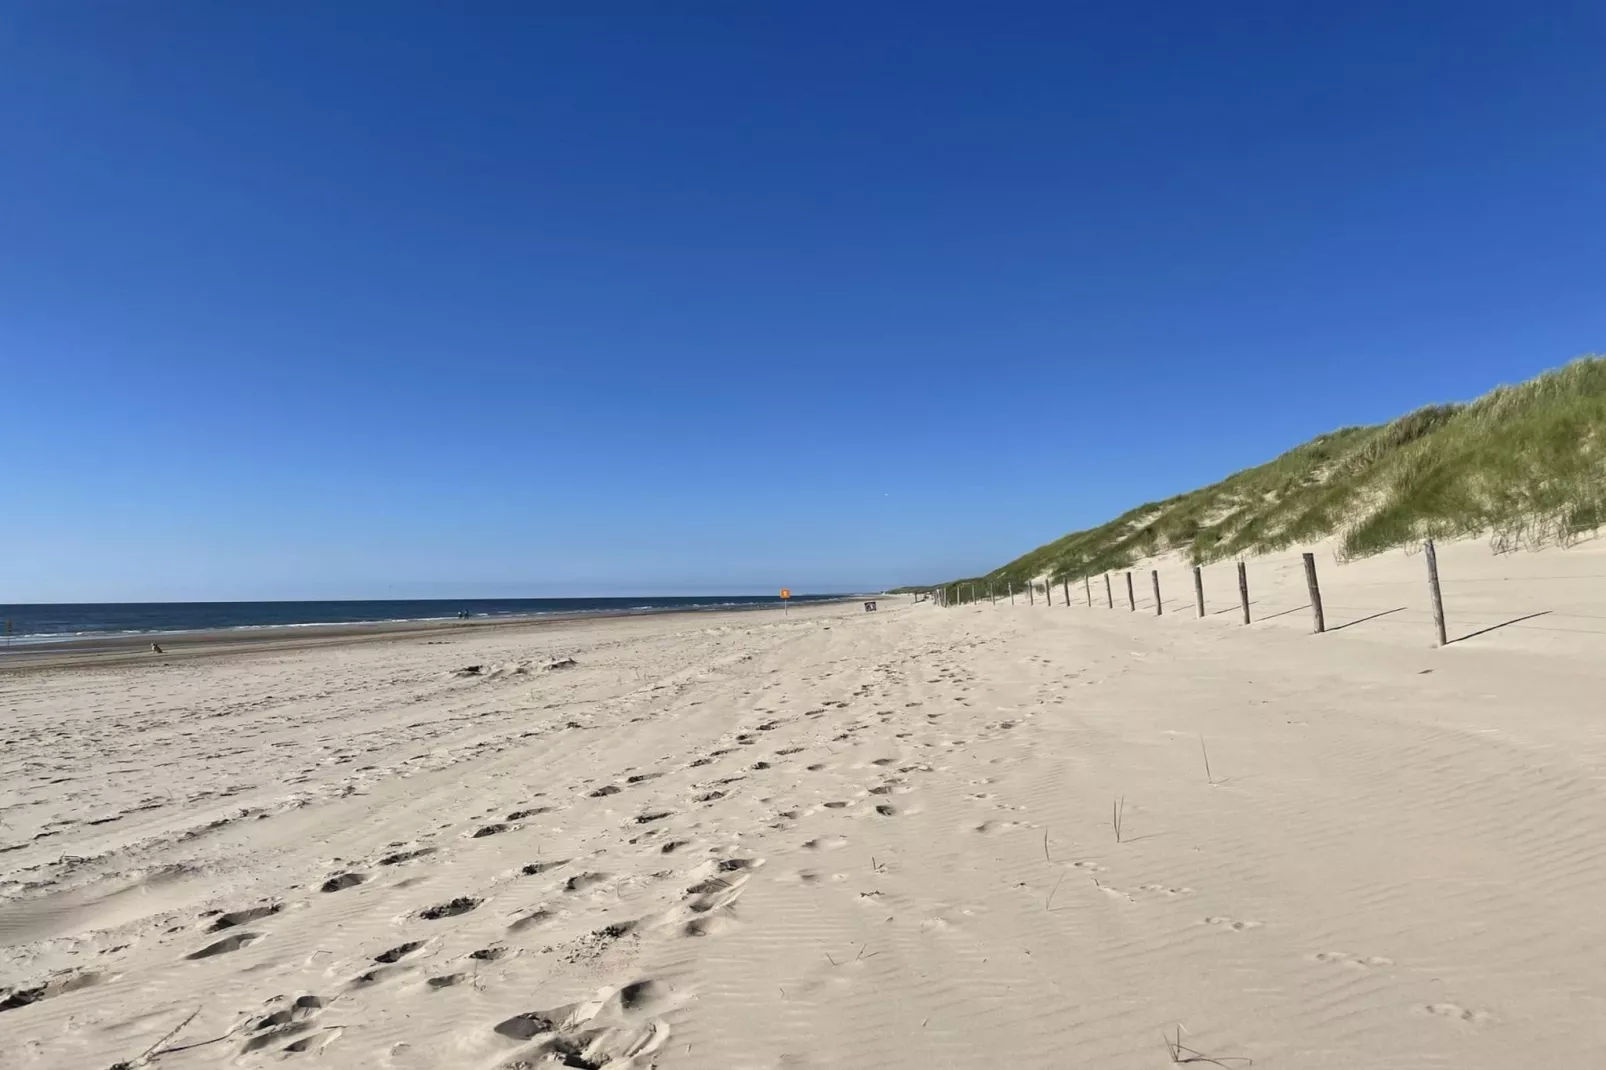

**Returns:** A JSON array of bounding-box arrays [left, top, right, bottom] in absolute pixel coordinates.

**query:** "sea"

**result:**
[[0, 595, 847, 649]]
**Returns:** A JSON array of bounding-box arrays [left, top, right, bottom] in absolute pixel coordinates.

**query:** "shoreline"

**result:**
[[0, 596, 870, 671]]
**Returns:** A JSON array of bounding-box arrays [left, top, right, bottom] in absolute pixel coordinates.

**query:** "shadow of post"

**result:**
[[1450, 610, 1552, 644], [1254, 604, 1311, 623], [1328, 607, 1408, 632]]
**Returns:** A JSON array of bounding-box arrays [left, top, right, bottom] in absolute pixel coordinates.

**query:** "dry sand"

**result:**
[[6, 542, 1606, 1069]]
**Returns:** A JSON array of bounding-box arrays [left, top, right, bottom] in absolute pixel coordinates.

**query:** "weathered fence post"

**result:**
[[1085, 576, 1091, 606], [1009, 581, 1014, 606], [1237, 562, 1250, 624], [1062, 578, 1070, 606], [1105, 574, 1113, 608], [1152, 570, 1162, 615], [1044, 580, 1051, 607], [1425, 538, 1448, 646], [989, 582, 995, 605], [1193, 565, 1204, 618], [1302, 553, 1325, 634], [1125, 571, 1135, 611], [1028, 581, 1035, 606]]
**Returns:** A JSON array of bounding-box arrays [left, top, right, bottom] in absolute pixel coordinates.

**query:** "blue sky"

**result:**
[[3, 2, 1603, 601]]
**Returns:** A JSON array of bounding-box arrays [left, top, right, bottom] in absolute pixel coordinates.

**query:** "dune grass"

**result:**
[[942, 356, 1606, 597]]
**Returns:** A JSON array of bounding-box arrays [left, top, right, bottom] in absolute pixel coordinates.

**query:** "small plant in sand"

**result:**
[[1163, 1023, 1252, 1066]]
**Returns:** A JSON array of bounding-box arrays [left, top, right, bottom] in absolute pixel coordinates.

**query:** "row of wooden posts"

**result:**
[[929, 539, 1452, 647]]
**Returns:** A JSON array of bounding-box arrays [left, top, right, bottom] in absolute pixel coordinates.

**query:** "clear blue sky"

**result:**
[[4, 2, 1603, 602]]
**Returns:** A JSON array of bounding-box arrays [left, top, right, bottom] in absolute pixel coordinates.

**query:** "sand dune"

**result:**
[[6, 549, 1606, 1068]]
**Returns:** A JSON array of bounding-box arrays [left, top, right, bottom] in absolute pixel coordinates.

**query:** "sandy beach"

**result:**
[[7, 542, 1606, 1069]]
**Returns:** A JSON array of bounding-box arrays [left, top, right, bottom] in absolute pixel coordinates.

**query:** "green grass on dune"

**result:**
[[934, 356, 1606, 600]]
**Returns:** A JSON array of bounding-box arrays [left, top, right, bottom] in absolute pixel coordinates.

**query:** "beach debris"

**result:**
[[543, 656, 579, 671], [451, 665, 484, 677]]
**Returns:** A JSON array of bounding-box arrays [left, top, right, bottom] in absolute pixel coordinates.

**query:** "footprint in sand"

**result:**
[[972, 820, 1021, 834], [347, 964, 408, 988], [241, 994, 326, 1053], [320, 872, 365, 893], [564, 872, 608, 893], [0, 969, 106, 1012], [494, 979, 676, 1062], [283, 1026, 343, 1054], [1423, 1002, 1495, 1024], [522, 859, 569, 876], [419, 897, 479, 920], [1204, 916, 1261, 932], [187, 932, 263, 959], [508, 908, 555, 932], [208, 903, 281, 931], [373, 941, 425, 963]]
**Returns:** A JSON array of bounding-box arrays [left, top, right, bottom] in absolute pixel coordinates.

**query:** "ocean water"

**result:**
[[0, 595, 845, 647]]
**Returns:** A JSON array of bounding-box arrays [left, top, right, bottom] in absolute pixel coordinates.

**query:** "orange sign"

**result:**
[[779, 588, 791, 599]]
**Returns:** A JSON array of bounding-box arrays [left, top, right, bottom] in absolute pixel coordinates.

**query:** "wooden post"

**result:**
[[1044, 580, 1051, 607], [1062, 578, 1070, 606], [1084, 576, 1091, 606], [1425, 538, 1448, 647], [1237, 562, 1250, 624], [1125, 571, 1135, 611], [1009, 581, 1015, 606], [1028, 581, 1035, 606], [989, 582, 995, 605], [1193, 565, 1204, 618], [1302, 553, 1325, 634], [1151, 570, 1162, 615], [1105, 574, 1113, 608]]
